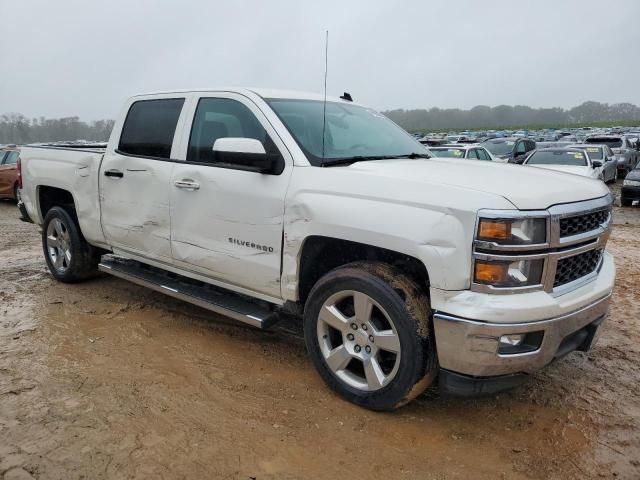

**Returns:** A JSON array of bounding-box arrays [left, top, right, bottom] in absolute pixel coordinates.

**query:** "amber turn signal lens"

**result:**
[[478, 219, 512, 241], [474, 261, 509, 284]]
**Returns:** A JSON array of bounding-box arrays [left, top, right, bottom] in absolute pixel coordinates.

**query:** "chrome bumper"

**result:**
[[433, 294, 610, 377]]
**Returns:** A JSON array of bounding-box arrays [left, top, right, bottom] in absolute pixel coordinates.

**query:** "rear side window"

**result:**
[[118, 98, 184, 159]]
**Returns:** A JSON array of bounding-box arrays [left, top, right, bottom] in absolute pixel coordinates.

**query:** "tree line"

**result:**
[[2, 100, 640, 143], [383, 101, 640, 132], [0, 113, 115, 144]]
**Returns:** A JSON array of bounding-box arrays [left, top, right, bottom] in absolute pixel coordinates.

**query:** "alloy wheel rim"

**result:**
[[46, 218, 72, 273], [317, 290, 401, 391]]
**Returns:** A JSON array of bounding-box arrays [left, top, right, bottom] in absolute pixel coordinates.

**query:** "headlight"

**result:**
[[477, 217, 546, 245], [623, 179, 640, 187], [474, 258, 544, 288]]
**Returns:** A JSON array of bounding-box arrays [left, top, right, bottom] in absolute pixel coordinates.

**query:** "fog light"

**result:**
[[499, 334, 525, 346]]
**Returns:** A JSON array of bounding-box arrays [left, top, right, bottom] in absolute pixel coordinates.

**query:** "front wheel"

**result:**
[[42, 206, 101, 282], [303, 262, 437, 411]]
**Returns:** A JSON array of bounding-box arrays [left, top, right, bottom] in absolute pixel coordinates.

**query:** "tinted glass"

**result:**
[[267, 99, 425, 166], [483, 140, 515, 155], [3, 151, 19, 165], [430, 148, 465, 158], [188, 98, 272, 164], [527, 151, 587, 166], [586, 137, 623, 148], [0, 151, 7, 164], [118, 98, 184, 159], [466, 149, 479, 159], [516, 142, 526, 153]]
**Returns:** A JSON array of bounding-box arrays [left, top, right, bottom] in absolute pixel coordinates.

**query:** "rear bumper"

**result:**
[[433, 293, 610, 378], [621, 186, 640, 201]]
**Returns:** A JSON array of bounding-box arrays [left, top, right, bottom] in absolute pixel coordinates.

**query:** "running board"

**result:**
[[98, 256, 278, 329]]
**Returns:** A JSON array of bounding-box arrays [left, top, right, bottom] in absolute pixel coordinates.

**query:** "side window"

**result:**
[[187, 97, 276, 165], [527, 141, 536, 151], [4, 152, 19, 165], [466, 149, 479, 159], [0, 152, 7, 164], [118, 98, 185, 159], [516, 141, 526, 154], [477, 148, 490, 160]]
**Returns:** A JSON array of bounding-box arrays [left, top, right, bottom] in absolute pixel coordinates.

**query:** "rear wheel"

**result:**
[[304, 262, 437, 411], [42, 206, 101, 282]]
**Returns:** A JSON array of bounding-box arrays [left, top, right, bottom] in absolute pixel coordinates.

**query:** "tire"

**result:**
[[13, 184, 19, 203], [42, 206, 101, 282], [303, 261, 437, 411], [621, 198, 633, 207]]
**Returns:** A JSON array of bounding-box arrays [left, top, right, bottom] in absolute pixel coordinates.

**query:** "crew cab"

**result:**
[[19, 88, 615, 410]]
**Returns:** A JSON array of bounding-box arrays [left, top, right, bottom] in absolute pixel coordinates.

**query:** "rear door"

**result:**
[[169, 93, 293, 300], [99, 96, 187, 262]]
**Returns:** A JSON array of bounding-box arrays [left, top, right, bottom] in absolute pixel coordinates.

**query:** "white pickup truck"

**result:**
[[18, 88, 615, 410]]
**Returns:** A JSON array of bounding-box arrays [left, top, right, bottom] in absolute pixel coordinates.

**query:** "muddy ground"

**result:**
[[1, 184, 639, 480]]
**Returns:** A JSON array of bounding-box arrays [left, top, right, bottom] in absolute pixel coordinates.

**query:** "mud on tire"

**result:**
[[303, 261, 438, 411], [42, 206, 101, 283]]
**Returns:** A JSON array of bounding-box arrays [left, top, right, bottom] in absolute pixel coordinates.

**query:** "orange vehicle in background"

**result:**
[[0, 148, 20, 201]]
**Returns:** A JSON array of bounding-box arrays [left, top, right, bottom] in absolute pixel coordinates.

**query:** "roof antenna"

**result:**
[[322, 30, 329, 160]]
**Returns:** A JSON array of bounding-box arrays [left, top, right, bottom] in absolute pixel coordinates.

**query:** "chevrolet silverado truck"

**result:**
[[18, 89, 615, 410]]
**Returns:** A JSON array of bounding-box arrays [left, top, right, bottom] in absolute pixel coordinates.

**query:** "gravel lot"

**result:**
[[1, 182, 639, 479]]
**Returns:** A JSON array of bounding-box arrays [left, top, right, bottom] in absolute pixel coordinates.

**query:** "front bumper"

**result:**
[[433, 294, 610, 378]]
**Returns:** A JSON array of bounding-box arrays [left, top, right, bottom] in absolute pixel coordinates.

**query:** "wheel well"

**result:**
[[298, 236, 430, 305], [38, 186, 76, 219]]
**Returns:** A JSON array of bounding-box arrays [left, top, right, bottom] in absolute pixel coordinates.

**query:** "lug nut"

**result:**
[[354, 345, 361, 353], [361, 324, 368, 331], [365, 345, 371, 354], [347, 333, 354, 341], [369, 335, 374, 343], [350, 323, 358, 330]]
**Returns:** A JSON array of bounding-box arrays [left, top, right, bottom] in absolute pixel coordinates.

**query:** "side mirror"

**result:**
[[592, 160, 602, 168], [212, 138, 282, 174]]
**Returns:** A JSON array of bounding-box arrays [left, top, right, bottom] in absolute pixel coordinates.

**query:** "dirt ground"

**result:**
[[1, 184, 639, 480]]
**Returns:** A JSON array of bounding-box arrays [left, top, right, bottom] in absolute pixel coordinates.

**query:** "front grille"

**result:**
[[560, 208, 609, 237], [554, 249, 603, 288]]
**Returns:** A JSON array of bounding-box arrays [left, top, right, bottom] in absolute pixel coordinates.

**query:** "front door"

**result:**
[[99, 96, 186, 262], [170, 94, 293, 299]]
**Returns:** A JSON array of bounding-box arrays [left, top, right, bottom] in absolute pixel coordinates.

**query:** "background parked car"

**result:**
[[0, 148, 20, 201], [585, 135, 639, 177], [523, 147, 604, 180], [569, 144, 617, 183], [481, 136, 535, 163], [429, 144, 495, 161], [621, 164, 640, 206]]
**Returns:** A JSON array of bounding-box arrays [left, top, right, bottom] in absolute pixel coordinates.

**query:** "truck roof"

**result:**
[[129, 87, 358, 105]]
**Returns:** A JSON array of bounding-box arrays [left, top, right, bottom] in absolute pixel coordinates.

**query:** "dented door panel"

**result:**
[[99, 154, 175, 261]]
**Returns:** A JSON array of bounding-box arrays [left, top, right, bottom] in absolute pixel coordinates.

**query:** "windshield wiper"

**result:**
[[320, 152, 431, 167]]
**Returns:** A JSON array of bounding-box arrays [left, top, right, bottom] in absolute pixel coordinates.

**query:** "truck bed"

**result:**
[[20, 144, 107, 247]]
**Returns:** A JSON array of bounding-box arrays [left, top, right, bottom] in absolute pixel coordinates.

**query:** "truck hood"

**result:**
[[345, 158, 609, 210], [526, 164, 598, 178]]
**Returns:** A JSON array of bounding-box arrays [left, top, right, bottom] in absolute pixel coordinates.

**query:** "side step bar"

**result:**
[[98, 256, 278, 329]]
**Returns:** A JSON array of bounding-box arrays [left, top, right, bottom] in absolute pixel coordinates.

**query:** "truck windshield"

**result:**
[[267, 99, 429, 166]]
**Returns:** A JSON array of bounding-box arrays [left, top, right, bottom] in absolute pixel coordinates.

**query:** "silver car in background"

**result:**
[[569, 144, 618, 183], [585, 135, 639, 177]]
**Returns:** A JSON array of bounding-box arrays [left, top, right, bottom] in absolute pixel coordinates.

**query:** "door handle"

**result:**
[[174, 179, 200, 190], [104, 169, 124, 178]]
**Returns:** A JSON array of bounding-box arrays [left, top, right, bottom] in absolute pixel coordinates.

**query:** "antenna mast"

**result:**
[[322, 30, 328, 160]]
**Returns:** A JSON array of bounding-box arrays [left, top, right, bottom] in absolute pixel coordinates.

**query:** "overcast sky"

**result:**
[[1, 0, 638, 120]]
